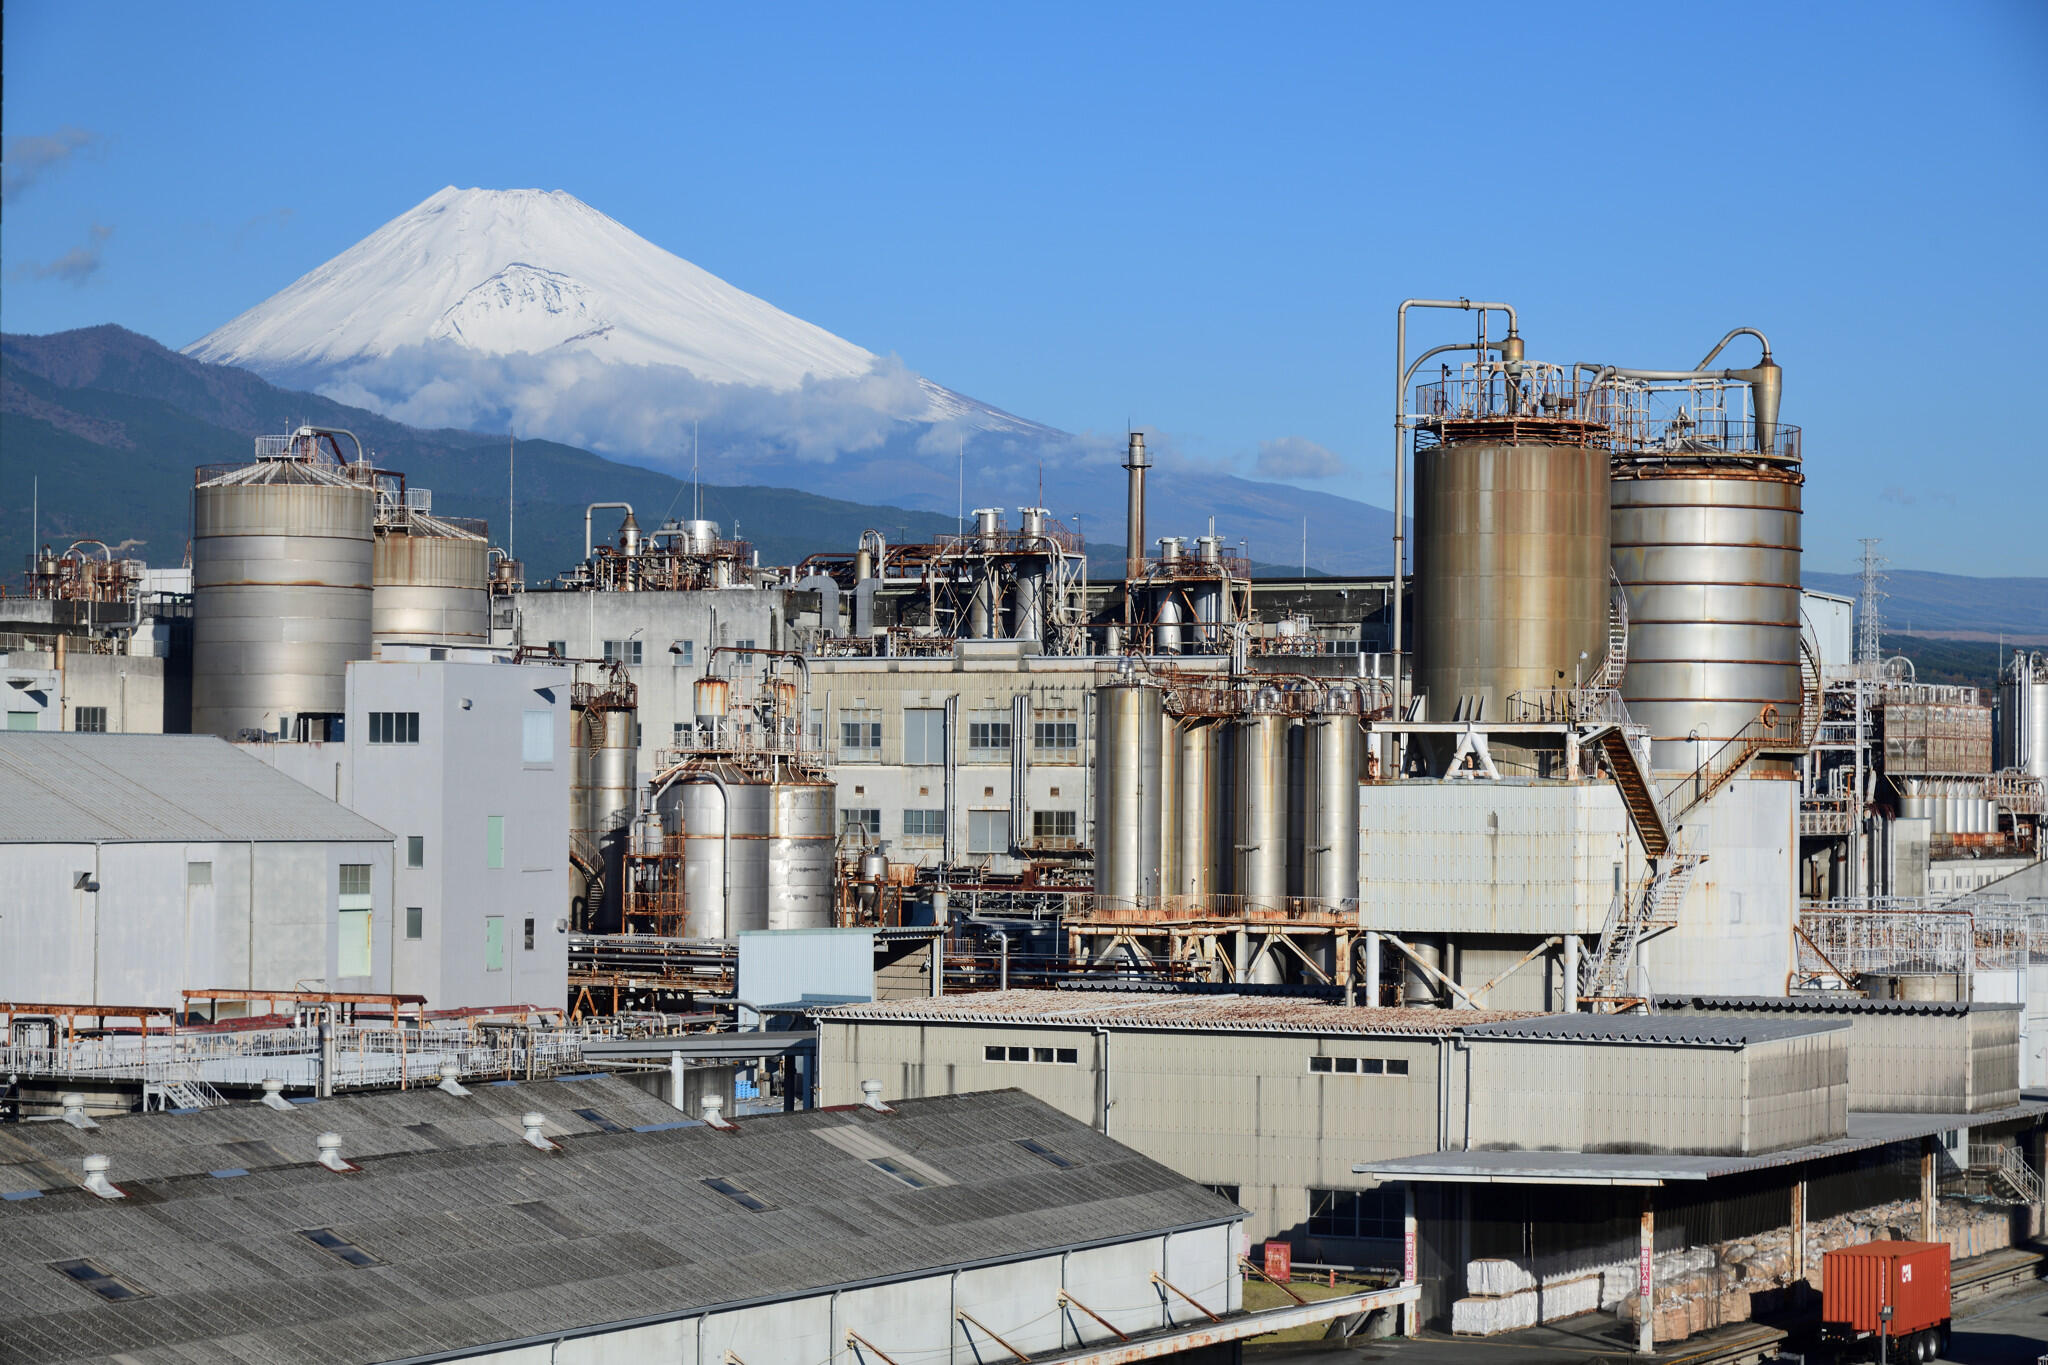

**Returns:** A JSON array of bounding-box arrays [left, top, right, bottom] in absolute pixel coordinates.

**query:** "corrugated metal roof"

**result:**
[[823, 989, 1538, 1037], [1654, 993, 2018, 1017], [1355, 1101, 2048, 1185], [0, 734, 390, 844], [0, 1088, 1235, 1363], [1460, 1013, 1847, 1047]]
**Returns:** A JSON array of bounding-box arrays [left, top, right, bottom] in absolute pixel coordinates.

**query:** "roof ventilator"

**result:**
[[315, 1132, 356, 1173], [60, 1094, 98, 1129], [80, 1154, 123, 1200], [435, 1069, 470, 1097], [700, 1095, 736, 1130], [521, 1112, 559, 1151], [259, 1078, 292, 1111], [860, 1080, 891, 1113]]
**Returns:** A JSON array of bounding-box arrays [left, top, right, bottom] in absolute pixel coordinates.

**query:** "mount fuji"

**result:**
[[185, 186, 1395, 573]]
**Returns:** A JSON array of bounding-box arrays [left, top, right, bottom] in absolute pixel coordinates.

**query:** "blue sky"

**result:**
[[4, 1, 2044, 574]]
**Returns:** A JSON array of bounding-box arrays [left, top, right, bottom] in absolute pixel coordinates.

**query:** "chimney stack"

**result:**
[[1123, 432, 1149, 584]]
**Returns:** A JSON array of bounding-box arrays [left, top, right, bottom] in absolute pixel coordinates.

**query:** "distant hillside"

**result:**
[[1805, 568, 2048, 641], [0, 327, 964, 583]]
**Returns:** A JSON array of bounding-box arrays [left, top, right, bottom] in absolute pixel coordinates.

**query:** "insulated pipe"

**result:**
[[583, 502, 635, 561], [1123, 433, 1149, 583], [1391, 298, 1522, 723], [296, 425, 367, 465]]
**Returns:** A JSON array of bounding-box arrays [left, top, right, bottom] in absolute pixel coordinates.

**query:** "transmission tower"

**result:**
[[1856, 537, 1887, 674]]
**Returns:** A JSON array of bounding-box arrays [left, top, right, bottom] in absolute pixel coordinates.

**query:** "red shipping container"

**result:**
[[1822, 1241, 1951, 1343]]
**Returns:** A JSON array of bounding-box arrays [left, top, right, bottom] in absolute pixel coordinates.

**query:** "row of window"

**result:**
[[984, 1045, 1081, 1065], [853, 809, 1078, 841], [576, 638, 758, 667], [363, 710, 556, 763], [840, 713, 1080, 758], [1307, 1056, 1410, 1076]]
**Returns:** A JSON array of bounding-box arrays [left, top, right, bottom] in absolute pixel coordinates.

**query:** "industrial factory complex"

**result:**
[[5, 303, 2047, 1363]]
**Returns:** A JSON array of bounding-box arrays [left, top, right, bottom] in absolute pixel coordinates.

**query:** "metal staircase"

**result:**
[[1590, 726, 1669, 857], [1583, 853, 1706, 1005], [149, 1078, 227, 1111], [1595, 573, 1630, 689], [1972, 1145, 2045, 1205], [1664, 711, 1779, 824]]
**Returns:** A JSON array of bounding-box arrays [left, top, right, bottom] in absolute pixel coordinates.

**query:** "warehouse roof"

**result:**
[[1654, 993, 2019, 1017], [1458, 1013, 1847, 1047], [823, 989, 1539, 1036], [0, 734, 390, 844], [0, 1086, 1235, 1363], [1355, 1100, 2048, 1186]]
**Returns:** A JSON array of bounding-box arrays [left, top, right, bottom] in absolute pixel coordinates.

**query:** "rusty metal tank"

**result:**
[[1610, 456, 1804, 771], [767, 781, 836, 930], [372, 505, 490, 648]]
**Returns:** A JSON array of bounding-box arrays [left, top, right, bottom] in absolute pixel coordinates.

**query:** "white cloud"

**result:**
[[1254, 435, 1345, 481]]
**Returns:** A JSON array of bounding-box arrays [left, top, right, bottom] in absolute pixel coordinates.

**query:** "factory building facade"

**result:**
[[0, 734, 396, 1010], [245, 649, 572, 1011]]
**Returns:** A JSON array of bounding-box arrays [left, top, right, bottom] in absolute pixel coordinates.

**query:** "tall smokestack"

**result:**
[[1123, 432, 1149, 583]]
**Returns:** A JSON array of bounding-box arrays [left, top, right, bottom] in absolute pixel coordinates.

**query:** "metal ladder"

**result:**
[[1583, 853, 1706, 1005], [1595, 574, 1629, 689]]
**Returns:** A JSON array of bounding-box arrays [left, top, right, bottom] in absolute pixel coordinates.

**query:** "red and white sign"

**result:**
[[1263, 1240, 1292, 1282], [1403, 1228, 1417, 1285], [1638, 1244, 1653, 1297]]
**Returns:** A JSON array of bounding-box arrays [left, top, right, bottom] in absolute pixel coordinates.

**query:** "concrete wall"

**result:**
[[0, 650, 165, 735], [822, 1017, 1452, 1247], [0, 837, 395, 1006], [250, 655, 571, 1011], [1645, 774, 1798, 996], [1463, 1032, 1847, 1156], [1360, 780, 1632, 936], [446, 1222, 1239, 1364]]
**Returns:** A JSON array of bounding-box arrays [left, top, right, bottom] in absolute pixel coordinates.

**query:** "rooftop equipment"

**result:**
[[1999, 652, 2048, 782]]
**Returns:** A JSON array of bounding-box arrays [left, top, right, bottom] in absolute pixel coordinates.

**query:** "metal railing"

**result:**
[[1506, 687, 1632, 725], [1970, 1145, 2045, 1205]]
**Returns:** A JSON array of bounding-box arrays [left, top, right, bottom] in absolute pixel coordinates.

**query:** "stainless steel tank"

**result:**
[[1998, 652, 2048, 781], [1012, 564, 1045, 644], [767, 781, 836, 930], [669, 774, 771, 938], [1413, 432, 1609, 724], [1094, 683, 1164, 906], [1232, 706, 1290, 907], [682, 519, 720, 554], [192, 461, 374, 739], [1174, 718, 1221, 899], [372, 525, 489, 647], [586, 705, 638, 844], [1157, 709, 1182, 901], [1304, 712, 1360, 905], [1610, 462, 1804, 771]]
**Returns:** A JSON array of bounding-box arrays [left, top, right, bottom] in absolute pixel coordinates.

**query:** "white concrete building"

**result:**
[[246, 648, 571, 1011], [0, 734, 395, 1010]]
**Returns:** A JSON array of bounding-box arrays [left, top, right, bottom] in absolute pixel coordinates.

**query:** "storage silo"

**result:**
[[1303, 705, 1360, 905], [1412, 405, 1610, 726], [1610, 457, 1804, 772], [372, 491, 490, 648], [767, 780, 837, 930], [1173, 717, 1223, 899], [1233, 694, 1290, 908], [1999, 652, 2048, 781], [668, 772, 772, 937], [1094, 681, 1164, 906], [191, 433, 375, 740]]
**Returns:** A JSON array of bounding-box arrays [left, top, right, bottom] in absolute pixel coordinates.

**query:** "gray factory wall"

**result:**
[[0, 837, 394, 1007], [0, 649, 167, 735], [440, 1224, 1237, 1363], [1463, 1033, 1847, 1156], [1643, 775, 1800, 997], [821, 1017, 1452, 1250], [1658, 1002, 2021, 1114]]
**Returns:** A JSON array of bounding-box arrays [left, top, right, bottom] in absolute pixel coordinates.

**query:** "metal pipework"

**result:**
[[1391, 299, 1522, 722], [1122, 432, 1149, 583], [1576, 329, 1781, 452], [286, 425, 367, 465], [583, 502, 636, 561]]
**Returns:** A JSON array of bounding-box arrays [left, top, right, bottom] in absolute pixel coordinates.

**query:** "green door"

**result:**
[[484, 915, 505, 972], [7, 711, 38, 731]]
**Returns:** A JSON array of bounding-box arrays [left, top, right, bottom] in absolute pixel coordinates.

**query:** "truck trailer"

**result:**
[[1821, 1242, 1952, 1362]]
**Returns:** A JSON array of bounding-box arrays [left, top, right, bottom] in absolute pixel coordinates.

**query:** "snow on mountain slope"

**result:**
[[186, 186, 1018, 428]]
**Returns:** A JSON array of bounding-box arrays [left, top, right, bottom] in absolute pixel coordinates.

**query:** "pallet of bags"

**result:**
[[1452, 1288, 1538, 1336]]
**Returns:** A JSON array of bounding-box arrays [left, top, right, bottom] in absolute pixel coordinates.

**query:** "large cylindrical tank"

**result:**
[[1233, 710, 1290, 907], [372, 527, 489, 647], [1413, 433, 1609, 724], [669, 775, 771, 938], [586, 706, 637, 843], [1610, 462, 1804, 771], [192, 466, 374, 739], [1157, 708, 1182, 902], [1094, 683, 1164, 906], [767, 782, 836, 930], [1998, 653, 2048, 781], [1304, 715, 1360, 906], [1174, 718, 1221, 899]]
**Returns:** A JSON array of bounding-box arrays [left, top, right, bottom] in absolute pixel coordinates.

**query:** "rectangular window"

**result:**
[[53, 1259, 152, 1301], [1017, 1138, 1073, 1169], [484, 915, 505, 972], [903, 809, 945, 837], [1334, 1057, 1359, 1073], [187, 861, 212, 887], [405, 906, 423, 940], [703, 1175, 772, 1211], [1207, 1183, 1242, 1205], [735, 638, 756, 664], [840, 719, 882, 751], [1033, 720, 1078, 751], [406, 836, 424, 869], [842, 809, 883, 837], [1032, 810, 1077, 840], [522, 709, 554, 763], [968, 720, 1012, 751], [1307, 1187, 1403, 1241], [903, 707, 946, 764], [869, 1157, 930, 1189], [984, 1045, 1004, 1061], [486, 816, 504, 869], [601, 639, 643, 666], [339, 864, 371, 899], [1387, 1058, 1410, 1075], [7, 711, 39, 731], [546, 640, 567, 659], [72, 706, 107, 733], [1056, 1047, 1078, 1064], [524, 917, 535, 950], [1309, 1055, 1333, 1073], [367, 711, 420, 745], [671, 640, 694, 666], [300, 1228, 381, 1267], [968, 809, 1010, 855]]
